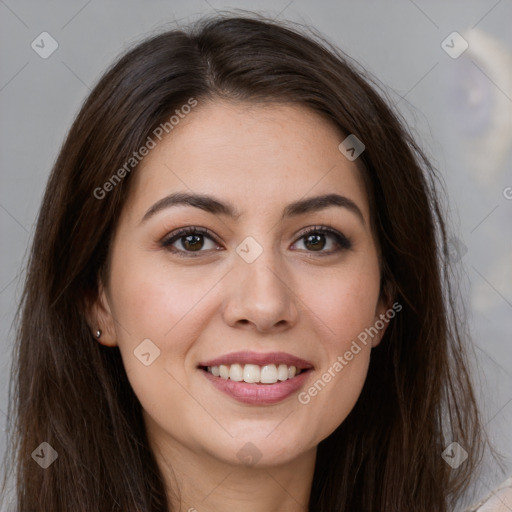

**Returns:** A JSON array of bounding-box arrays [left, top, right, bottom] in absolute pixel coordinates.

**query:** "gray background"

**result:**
[[1, 1, 511, 510]]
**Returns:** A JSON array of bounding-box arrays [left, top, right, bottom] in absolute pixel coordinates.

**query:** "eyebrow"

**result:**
[[141, 191, 365, 225]]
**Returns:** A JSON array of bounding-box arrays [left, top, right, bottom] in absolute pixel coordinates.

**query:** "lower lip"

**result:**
[[201, 369, 312, 405]]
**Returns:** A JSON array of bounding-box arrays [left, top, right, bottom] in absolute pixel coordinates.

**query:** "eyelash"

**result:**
[[160, 225, 352, 258]]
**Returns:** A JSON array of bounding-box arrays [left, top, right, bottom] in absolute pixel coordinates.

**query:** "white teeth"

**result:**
[[206, 363, 300, 383], [277, 364, 289, 381], [243, 364, 260, 383], [219, 364, 229, 379], [229, 363, 243, 381], [260, 364, 278, 384]]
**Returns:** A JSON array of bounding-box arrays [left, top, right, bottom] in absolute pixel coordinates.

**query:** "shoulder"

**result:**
[[466, 477, 512, 511]]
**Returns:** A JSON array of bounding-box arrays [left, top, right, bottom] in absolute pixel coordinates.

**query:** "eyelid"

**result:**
[[160, 226, 221, 253], [160, 224, 352, 256], [292, 224, 352, 252]]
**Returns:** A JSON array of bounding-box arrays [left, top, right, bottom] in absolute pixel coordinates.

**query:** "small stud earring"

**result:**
[[95, 329, 102, 338]]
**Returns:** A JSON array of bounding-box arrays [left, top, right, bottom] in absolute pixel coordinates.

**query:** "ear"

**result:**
[[84, 280, 118, 347], [371, 280, 396, 348]]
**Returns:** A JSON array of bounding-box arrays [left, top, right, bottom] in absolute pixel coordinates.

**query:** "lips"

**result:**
[[198, 350, 314, 370], [197, 351, 314, 405]]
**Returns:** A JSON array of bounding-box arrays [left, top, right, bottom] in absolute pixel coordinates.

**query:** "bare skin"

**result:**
[[88, 99, 391, 511]]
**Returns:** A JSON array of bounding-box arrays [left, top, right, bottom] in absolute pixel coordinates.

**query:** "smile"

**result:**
[[203, 363, 304, 384], [197, 351, 313, 405]]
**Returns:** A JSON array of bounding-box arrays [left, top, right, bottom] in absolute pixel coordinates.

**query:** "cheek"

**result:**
[[306, 261, 381, 348], [294, 262, 380, 439], [106, 247, 233, 403], [105, 249, 204, 399], [108, 249, 218, 345], [106, 252, 213, 432], [303, 347, 371, 446]]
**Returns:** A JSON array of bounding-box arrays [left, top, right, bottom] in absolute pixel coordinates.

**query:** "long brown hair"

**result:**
[[2, 13, 491, 511]]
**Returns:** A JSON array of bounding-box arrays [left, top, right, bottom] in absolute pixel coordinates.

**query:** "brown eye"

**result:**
[[180, 234, 205, 251], [292, 226, 352, 254], [161, 227, 221, 256], [304, 233, 326, 251]]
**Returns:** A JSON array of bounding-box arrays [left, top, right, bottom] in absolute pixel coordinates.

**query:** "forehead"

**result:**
[[125, 99, 370, 223]]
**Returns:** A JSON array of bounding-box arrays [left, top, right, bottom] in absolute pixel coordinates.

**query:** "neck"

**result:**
[[148, 430, 316, 512]]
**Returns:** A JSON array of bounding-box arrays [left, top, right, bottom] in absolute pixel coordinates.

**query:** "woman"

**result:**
[[1, 13, 493, 511]]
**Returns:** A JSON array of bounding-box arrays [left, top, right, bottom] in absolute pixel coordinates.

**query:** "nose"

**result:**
[[221, 247, 300, 333]]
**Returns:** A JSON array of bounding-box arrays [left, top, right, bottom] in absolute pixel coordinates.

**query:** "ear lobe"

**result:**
[[84, 281, 118, 347]]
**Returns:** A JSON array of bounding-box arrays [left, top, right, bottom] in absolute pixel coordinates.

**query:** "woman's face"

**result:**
[[93, 100, 390, 468]]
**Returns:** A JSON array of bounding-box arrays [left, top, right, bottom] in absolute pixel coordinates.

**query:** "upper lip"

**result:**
[[198, 351, 314, 370]]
